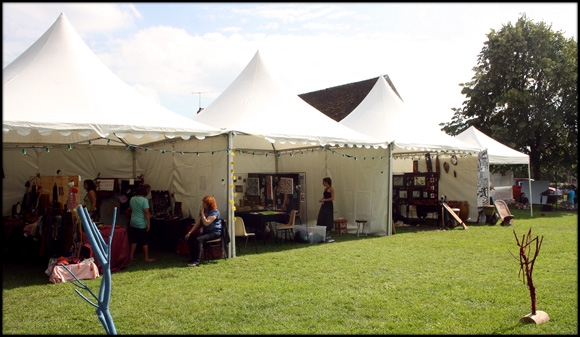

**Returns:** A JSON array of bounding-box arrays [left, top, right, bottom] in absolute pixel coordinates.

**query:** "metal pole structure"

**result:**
[[528, 161, 533, 217], [227, 131, 236, 258], [387, 142, 394, 236]]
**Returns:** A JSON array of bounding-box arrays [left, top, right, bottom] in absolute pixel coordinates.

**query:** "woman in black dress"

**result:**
[[316, 177, 335, 240]]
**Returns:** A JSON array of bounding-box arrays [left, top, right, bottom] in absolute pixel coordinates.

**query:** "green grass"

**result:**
[[2, 206, 577, 334]]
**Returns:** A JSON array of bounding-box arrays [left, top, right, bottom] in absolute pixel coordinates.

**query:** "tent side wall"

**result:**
[[276, 147, 391, 235], [2, 146, 135, 217], [392, 154, 480, 222], [146, 136, 230, 219]]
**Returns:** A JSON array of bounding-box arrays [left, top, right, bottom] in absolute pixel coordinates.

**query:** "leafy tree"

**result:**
[[442, 14, 577, 181]]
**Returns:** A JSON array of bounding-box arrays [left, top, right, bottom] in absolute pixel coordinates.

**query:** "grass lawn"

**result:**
[[2, 205, 577, 334]]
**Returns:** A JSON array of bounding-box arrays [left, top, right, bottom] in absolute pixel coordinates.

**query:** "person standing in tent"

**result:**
[[83, 179, 98, 221], [317, 177, 335, 242], [128, 184, 157, 262], [275, 178, 290, 211]]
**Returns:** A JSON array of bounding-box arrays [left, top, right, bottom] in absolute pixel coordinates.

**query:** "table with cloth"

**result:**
[[82, 225, 130, 273], [235, 211, 289, 244], [149, 217, 195, 252]]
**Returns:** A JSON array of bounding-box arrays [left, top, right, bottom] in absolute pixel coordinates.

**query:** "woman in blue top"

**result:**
[[185, 195, 222, 267], [128, 184, 157, 262]]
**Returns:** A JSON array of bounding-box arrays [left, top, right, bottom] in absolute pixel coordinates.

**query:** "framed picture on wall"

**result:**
[[412, 190, 421, 198], [393, 175, 404, 187], [246, 177, 260, 196], [414, 175, 426, 186], [423, 191, 428, 198], [399, 190, 407, 199]]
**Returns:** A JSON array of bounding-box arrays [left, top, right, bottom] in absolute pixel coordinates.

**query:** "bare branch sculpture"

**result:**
[[511, 228, 549, 324]]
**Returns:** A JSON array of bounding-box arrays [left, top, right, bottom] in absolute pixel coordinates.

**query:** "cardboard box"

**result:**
[[294, 225, 326, 244]]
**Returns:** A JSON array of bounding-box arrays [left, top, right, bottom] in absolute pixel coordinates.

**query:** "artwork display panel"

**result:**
[[244, 173, 304, 216], [246, 178, 260, 196]]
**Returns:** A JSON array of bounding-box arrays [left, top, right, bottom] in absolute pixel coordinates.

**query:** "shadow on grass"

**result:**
[[4, 204, 574, 290], [2, 257, 51, 289]]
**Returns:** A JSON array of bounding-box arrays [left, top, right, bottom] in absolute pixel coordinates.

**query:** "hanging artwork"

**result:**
[[443, 161, 450, 174], [278, 177, 294, 194], [265, 175, 273, 199], [246, 178, 260, 196]]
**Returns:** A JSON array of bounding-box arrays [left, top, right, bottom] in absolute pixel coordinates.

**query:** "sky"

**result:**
[[2, 3, 578, 129]]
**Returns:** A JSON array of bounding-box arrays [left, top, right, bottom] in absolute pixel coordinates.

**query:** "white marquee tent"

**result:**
[[192, 50, 391, 238], [2, 13, 224, 218], [340, 76, 483, 232], [2, 14, 390, 255], [193, 50, 387, 151], [455, 126, 529, 165], [2, 13, 222, 148], [456, 126, 533, 216]]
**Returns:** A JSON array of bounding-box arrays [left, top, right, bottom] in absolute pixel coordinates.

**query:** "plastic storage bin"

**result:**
[[294, 225, 326, 244]]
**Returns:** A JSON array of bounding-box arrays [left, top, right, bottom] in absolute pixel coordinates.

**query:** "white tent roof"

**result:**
[[340, 76, 481, 154], [455, 126, 529, 165], [2, 13, 222, 148], [193, 50, 387, 150]]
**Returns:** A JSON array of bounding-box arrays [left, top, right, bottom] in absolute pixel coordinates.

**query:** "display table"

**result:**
[[405, 204, 440, 225], [540, 189, 563, 211], [235, 211, 289, 244], [82, 226, 130, 273], [149, 217, 194, 252]]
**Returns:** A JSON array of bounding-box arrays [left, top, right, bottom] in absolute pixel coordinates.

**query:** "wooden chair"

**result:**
[[294, 210, 302, 225], [203, 219, 229, 261], [234, 217, 257, 255], [275, 210, 296, 244], [494, 200, 515, 226]]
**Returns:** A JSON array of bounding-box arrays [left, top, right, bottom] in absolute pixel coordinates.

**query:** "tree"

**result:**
[[441, 14, 578, 181]]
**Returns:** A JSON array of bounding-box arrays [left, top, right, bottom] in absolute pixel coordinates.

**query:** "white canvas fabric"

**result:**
[[339, 76, 483, 232], [456, 126, 532, 216], [193, 50, 388, 150], [2, 13, 222, 148], [455, 126, 529, 165], [341, 76, 482, 154]]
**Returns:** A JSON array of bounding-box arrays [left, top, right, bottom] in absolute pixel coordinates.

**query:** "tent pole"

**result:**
[[131, 147, 136, 179], [387, 142, 394, 236], [528, 161, 533, 217], [228, 132, 235, 258]]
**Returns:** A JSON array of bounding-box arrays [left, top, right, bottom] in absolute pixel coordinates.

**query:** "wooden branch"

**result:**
[[513, 228, 544, 316]]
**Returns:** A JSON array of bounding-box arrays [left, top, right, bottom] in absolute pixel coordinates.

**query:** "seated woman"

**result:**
[[184, 195, 222, 267], [515, 192, 530, 210]]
